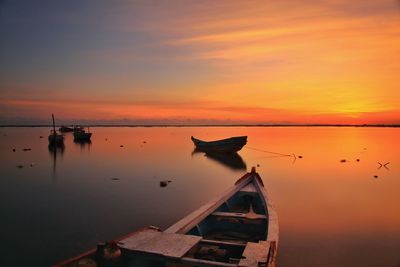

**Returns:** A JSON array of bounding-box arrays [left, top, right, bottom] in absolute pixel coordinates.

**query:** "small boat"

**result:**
[[59, 126, 74, 132], [54, 167, 279, 267], [73, 126, 92, 141], [191, 136, 247, 153], [48, 114, 64, 145], [48, 131, 64, 145]]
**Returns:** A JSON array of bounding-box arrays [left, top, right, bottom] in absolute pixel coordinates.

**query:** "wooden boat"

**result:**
[[59, 126, 74, 132], [48, 131, 64, 145], [191, 136, 247, 153], [54, 167, 278, 267], [73, 126, 92, 141], [48, 114, 64, 145]]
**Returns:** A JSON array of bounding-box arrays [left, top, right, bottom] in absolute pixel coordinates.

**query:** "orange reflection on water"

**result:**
[[0, 126, 399, 266], [242, 127, 400, 266]]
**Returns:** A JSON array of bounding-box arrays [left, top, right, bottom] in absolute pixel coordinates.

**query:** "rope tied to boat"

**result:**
[[245, 146, 294, 157]]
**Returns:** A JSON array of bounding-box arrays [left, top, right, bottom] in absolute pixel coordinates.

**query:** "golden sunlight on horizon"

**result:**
[[1, 0, 399, 124]]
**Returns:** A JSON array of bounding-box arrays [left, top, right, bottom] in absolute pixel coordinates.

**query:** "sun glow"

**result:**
[[1, 0, 399, 124]]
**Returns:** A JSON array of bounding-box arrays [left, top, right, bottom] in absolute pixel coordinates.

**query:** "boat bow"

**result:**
[[53, 167, 279, 267]]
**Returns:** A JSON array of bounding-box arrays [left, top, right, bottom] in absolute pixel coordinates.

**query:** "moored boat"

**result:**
[[191, 136, 247, 154], [59, 126, 74, 132], [53, 167, 278, 267], [48, 114, 64, 145], [73, 126, 92, 141], [48, 131, 64, 145]]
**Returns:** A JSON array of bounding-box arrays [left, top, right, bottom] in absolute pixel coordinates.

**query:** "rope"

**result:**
[[245, 146, 293, 157]]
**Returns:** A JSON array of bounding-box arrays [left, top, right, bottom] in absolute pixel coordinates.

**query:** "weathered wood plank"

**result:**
[[253, 177, 279, 243], [165, 173, 253, 234], [202, 239, 246, 247], [239, 241, 270, 267], [181, 257, 237, 267], [239, 183, 257, 193], [120, 230, 201, 259], [212, 211, 267, 220], [119, 228, 160, 249]]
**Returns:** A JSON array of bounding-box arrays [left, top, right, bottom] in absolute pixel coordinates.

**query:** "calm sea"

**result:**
[[0, 127, 399, 267]]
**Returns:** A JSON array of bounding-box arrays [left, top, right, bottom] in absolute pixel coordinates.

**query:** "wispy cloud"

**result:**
[[1, 0, 399, 124]]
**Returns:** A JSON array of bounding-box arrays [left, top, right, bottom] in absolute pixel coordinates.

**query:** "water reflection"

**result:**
[[74, 139, 92, 151], [1, 127, 399, 267], [48, 143, 65, 155], [192, 149, 247, 170], [48, 143, 65, 179]]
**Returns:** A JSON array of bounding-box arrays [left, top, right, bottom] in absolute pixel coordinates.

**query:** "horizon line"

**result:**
[[1, 124, 399, 128]]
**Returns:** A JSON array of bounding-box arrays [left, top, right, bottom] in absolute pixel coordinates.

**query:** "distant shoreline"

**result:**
[[0, 124, 399, 128]]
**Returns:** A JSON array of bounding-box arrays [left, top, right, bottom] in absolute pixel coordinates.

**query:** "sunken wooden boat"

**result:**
[[54, 167, 278, 267], [73, 127, 92, 141], [191, 136, 247, 154]]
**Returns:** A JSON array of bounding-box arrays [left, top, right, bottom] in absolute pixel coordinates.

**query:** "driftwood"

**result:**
[[378, 162, 390, 170]]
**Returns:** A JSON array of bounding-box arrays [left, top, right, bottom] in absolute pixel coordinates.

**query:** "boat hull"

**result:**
[[59, 126, 74, 132], [48, 134, 64, 145], [191, 136, 247, 153], [73, 131, 92, 141], [53, 168, 278, 267]]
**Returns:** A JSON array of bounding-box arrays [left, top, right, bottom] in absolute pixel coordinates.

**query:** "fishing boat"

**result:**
[[48, 114, 64, 145], [191, 136, 247, 154], [73, 126, 92, 141], [59, 126, 74, 132], [48, 131, 64, 145], [54, 167, 278, 267]]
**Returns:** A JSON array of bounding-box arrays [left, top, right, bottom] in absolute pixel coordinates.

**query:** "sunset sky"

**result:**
[[1, 0, 400, 125]]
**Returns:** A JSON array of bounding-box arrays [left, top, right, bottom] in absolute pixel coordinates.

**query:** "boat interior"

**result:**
[[188, 183, 267, 241], [180, 182, 269, 264]]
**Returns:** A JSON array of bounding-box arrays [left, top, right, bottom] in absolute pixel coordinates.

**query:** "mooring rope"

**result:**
[[245, 146, 294, 157]]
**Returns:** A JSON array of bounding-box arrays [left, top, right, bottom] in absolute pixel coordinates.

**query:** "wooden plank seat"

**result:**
[[119, 229, 202, 259], [239, 183, 257, 193], [212, 211, 267, 220], [202, 239, 247, 247], [239, 241, 271, 267]]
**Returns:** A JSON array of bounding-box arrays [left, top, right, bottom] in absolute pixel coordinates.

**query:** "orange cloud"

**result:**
[[1, 98, 399, 125], [1, 1, 399, 124]]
